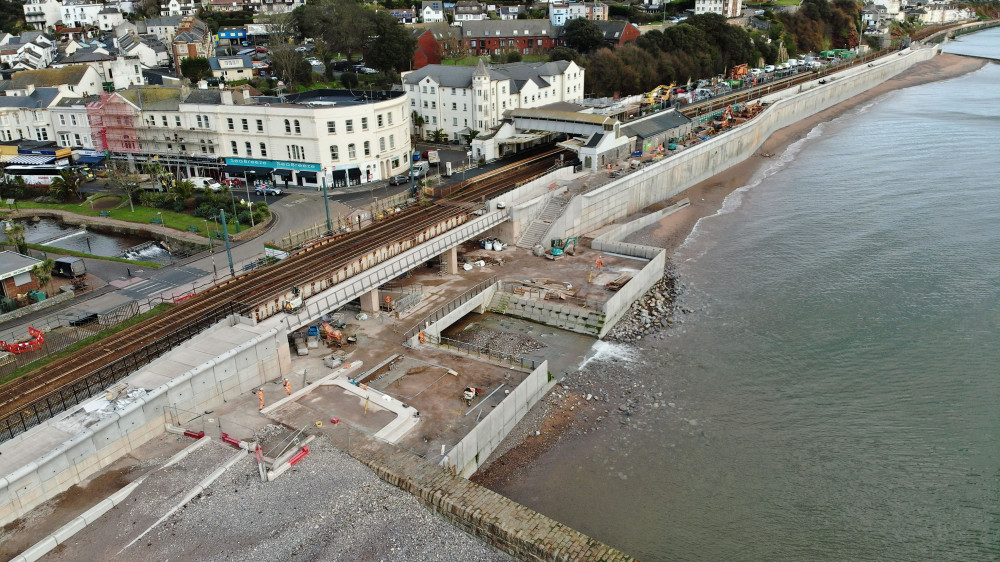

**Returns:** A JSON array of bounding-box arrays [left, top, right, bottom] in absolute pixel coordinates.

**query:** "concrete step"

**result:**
[[539, 196, 568, 221], [515, 220, 551, 249]]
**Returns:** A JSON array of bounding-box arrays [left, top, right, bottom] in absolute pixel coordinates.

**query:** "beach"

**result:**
[[472, 52, 988, 489]]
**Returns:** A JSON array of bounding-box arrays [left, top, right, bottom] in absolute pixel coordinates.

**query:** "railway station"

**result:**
[[0, 44, 942, 560]]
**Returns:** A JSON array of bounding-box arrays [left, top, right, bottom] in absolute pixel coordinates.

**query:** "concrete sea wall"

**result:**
[[547, 47, 939, 240], [0, 318, 289, 527]]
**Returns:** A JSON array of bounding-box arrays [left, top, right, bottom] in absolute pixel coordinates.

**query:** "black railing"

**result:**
[[401, 276, 497, 343]]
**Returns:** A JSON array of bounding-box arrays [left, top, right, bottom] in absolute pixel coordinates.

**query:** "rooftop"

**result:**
[[0, 251, 42, 278]]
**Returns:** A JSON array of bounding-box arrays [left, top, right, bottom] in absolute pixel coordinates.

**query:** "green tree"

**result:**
[[171, 179, 195, 203], [5, 223, 27, 254], [548, 46, 581, 63], [293, 0, 370, 57], [430, 128, 447, 143], [48, 169, 84, 202], [340, 71, 359, 89], [563, 18, 605, 54], [180, 56, 212, 82], [105, 161, 142, 212], [365, 11, 417, 74], [505, 50, 522, 63], [411, 110, 425, 138], [33, 258, 55, 295], [0, 174, 26, 200]]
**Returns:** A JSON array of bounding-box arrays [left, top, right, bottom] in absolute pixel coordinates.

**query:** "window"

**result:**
[[256, 119, 263, 132], [74, 133, 82, 146], [361, 117, 368, 130], [294, 120, 300, 134], [423, 101, 428, 108], [330, 145, 339, 160], [452, 103, 457, 110], [284, 119, 291, 133], [429, 86, 435, 94], [35, 128, 48, 141], [58, 132, 69, 146], [175, 116, 181, 126], [377, 114, 383, 127], [379, 137, 385, 152], [364, 141, 370, 156], [58, 114, 66, 126], [197, 115, 203, 127], [259, 142, 267, 157], [451, 88, 456, 94], [327, 120, 336, 133], [389, 134, 395, 148], [241, 118, 248, 131], [231, 141, 238, 154], [387, 113, 392, 125], [348, 143, 356, 158], [70, 114, 77, 126], [431, 102, 436, 109], [202, 115, 209, 127], [422, 85, 427, 93], [345, 119, 353, 132], [163, 115, 169, 127], [453, 117, 458, 126], [245, 141, 252, 155]]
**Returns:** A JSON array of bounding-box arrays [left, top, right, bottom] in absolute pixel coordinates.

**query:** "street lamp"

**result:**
[[204, 219, 217, 278], [156, 211, 163, 229]]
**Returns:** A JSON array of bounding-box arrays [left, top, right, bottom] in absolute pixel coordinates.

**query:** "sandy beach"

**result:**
[[472, 52, 988, 490]]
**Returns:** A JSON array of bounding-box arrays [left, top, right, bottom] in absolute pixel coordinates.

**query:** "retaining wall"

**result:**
[[546, 47, 938, 240], [492, 293, 606, 337], [0, 317, 289, 527], [353, 439, 635, 561], [484, 166, 579, 244], [404, 281, 500, 347], [442, 360, 553, 477], [0, 289, 74, 324]]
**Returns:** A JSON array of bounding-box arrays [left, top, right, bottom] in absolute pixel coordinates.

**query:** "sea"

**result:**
[[496, 32, 1000, 561]]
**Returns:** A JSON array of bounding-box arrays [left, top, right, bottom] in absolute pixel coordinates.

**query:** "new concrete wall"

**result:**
[[405, 282, 501, 347], [442, 360, 553, 478], [485, 166, 579, 243], [0, 318, 289, 527], [491, 293, 606, 337], [547, 47, 938, 240]]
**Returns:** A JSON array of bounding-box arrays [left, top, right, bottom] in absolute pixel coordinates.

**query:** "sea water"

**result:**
[[496, 33, 1000, 561]]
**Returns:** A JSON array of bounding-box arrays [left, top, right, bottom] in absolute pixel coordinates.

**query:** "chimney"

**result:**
[[220, 88, 234, 105]]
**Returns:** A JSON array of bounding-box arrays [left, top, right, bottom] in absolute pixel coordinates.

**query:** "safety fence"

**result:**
[[500, 281, 601, 311], [400, 276, 498, 343], [426, 334, 531, 369]]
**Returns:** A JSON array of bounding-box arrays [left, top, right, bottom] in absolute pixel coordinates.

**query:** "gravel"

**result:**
[[46, 435, 510, 562], [451, 327, 545, 357]]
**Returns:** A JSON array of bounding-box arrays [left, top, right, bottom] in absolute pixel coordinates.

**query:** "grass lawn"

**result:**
[[442, 54, 550, 66], [11, 202, 212, 237]]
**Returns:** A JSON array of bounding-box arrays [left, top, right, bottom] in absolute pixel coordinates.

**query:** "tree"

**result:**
[[171, 179, 195, 203], [365, 11, 417, 74], [269, 44, 314, 86], [0, 174, 26, 200], [340, 71, 359, 89], [181, 57, 212, 82], [293, 0, 371, 57], [411, 110, 425, 137], [33, 258, 54, 295], [430, 128, 447, 143], [5, 224, 27, 254], [548, 46, 580, 63], [105, 161, 142, 212], [563, 18, 605, 54], [48, 169, 84, 202], [505, 50, 522, 63]]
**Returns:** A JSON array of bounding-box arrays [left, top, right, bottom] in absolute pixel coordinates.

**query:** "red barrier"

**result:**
[[220, 432, 242, 448], [183, 430, 205, 439], [173, 293, 196, 304], [0, 327, 45, 354], [288, 446, 309, 467]]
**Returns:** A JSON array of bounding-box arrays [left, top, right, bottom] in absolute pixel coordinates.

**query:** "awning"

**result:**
[[74, 155, 105, 164], [347, 168, 361, 180], [225, 165, 261, 176], [298, 171, 317, 181], [331, 170, 347, 181], [272, 168, 292, 178], [6, 155, 55, 165]]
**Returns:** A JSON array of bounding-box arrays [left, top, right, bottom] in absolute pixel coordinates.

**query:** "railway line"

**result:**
[[0, 148, 568, 440]]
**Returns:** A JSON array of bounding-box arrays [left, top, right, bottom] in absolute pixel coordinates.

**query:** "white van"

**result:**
[[188, 176, 222, 191]]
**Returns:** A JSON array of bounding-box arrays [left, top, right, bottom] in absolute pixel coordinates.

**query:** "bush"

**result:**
[[194, 204, 218, 219], [170, 199, 184, 213]]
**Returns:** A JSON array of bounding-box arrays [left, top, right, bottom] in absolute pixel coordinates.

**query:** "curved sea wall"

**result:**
[[548, 46, 940, 239]]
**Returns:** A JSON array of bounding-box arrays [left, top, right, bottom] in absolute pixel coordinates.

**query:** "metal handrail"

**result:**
[[401, 276, 497, 342]]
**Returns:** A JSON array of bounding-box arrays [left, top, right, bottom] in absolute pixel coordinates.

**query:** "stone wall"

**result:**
[[490, 292, 606, 337], [353, 443, 636, 561], [0, 317, 289, 527], [0, 289, 74, 324], [442, 360, 553, 477]]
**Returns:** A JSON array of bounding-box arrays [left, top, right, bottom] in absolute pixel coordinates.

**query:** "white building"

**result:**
[[454, 1, 487, 22], [694, 0, 742, 18], [55, 48, 145, 90], [160, 0, 204, 16], [0, 85, 81, 143], [22, 0, 62, 30], [912, 4, 972, 23], [0, 32, 57, 71], [51, 96, 97, 149], [549, 1, 607, 26], [60, 1, 103, 28], [421, 1, 445, 22], [208, 55, 254, 82], [3, 66, 103, 97], [402, 59, 585, 142], [142, 16, 184, 43], [118, 32, 170, 68]]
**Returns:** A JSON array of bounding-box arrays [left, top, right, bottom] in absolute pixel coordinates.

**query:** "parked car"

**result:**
[[307, 58, 322, 67], [256, 47, 268, 53], [255, 185, 283, 196], [222, 178, 242, 187], [332, 61, 352, 72], [295, 46, 310, 52], [189, 176, 222, 191], [764, 64, 776, 72], [388, 174, 409, 186]]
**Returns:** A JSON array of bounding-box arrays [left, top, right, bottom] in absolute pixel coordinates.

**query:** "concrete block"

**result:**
[[52, 514, 87, 544], [18, 535, 59, 561]]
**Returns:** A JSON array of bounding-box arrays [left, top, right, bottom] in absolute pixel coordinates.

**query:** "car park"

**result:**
[[388, 174, 409, 185]]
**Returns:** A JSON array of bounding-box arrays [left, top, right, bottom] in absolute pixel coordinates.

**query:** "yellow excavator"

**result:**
[[641, 84, 675, 105]]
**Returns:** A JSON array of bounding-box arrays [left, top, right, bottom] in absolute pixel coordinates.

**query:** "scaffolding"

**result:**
[[86, 93, 140, 154]]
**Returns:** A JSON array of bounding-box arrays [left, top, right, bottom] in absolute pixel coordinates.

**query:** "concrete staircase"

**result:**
[[515, 196, 569, 249], [488, 292, 511, 314]]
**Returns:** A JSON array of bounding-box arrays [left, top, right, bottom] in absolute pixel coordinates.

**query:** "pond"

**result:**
[[2, 218, 173, 265]]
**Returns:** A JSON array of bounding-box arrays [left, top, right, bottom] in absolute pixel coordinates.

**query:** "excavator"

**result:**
[[641, 84, 675, 106], [550, 237, 579, 257]]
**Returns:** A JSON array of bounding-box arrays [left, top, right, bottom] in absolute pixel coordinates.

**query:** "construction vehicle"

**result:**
[[550, 237, 579, 257], [283, 286, 303, 313], [729, 63, 749, 81], [641, 84, 675, 105]]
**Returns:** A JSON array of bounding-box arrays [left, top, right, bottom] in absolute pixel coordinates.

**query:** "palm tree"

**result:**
[[33, 258, 55, 296], [48, 170, 84, 202], [170, 179, 195, 203], [411, 110, 426, 139]]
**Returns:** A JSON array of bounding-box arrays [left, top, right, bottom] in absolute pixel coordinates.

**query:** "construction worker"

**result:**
[[463, 387, 476, 407], [257, 388, 265, 411], [595, 255, 604, 271], [283, 379, 292, 396]]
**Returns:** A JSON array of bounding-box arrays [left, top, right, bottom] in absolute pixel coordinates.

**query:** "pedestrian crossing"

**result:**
[[119, 279, 177, 299]]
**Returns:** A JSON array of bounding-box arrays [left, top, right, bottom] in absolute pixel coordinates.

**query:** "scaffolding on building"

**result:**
[[86, 93, 140, 154]]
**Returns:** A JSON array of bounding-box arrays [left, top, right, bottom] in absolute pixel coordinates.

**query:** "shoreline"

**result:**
[[472, 52, 988, 490]]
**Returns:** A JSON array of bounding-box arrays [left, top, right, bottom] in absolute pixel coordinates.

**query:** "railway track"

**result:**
[[0, 148, 568, 440]]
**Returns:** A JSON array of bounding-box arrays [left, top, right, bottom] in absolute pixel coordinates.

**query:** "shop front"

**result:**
[[225, 157, 322, 188]]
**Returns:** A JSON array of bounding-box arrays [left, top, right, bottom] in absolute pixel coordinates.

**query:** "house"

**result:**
[[454, 1, 487, 22], [97, 7, 125, 31], [389, 9, 417, 24], [118, 32, 170, 68], [594, 20, 640, 47], [242, 0, 307, 13], [694, 0, 742, 18], [421, 1, 445, 22], [498, 5, 524, 20], [0, 85, 80, 143], [171, 17, 214, 76], [60, 1, 104, 29], [51, 96, 97, 149], [160, 0, 200, 16], [54, 48, 145, 90], [5, 65, 103, 96], [208, 55, 253, 81], [549, 1, 608, 26], [141, 16, 184, 44], [208, 0, 247, 11], [459, 20, 563, 56], [402, 59, 585, 141], [0, 32, 57, 71], [910, 4, 971, 23], [410, 23, 462, 69], [0, 252, 43, 300], [22, 0, 62, 30]]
